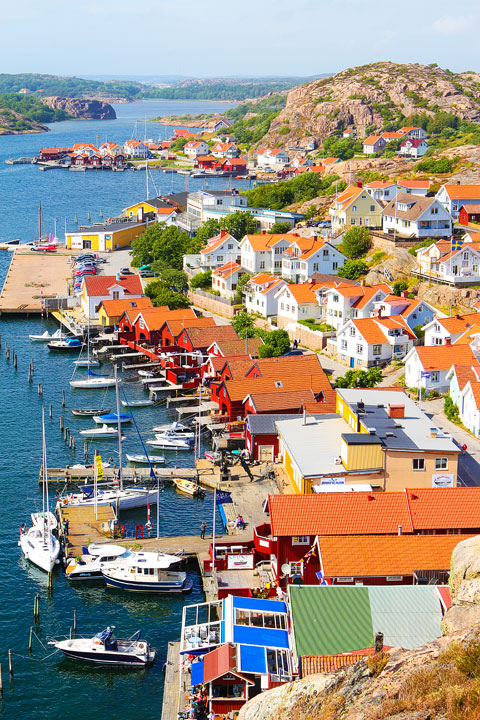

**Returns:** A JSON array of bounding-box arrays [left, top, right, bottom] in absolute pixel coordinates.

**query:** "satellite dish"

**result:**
[[281, 563, 291, 576]]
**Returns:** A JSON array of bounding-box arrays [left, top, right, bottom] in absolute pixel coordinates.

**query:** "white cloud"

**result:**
[[432, 16, 470, 35]]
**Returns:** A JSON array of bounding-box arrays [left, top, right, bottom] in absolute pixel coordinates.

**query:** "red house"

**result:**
[[131, 308, 197, 345], [177, 325, 239, 354], [159, 316, 212, 347], [196, 155, 218, 170], [459, 204, 480, 226], [191, 644, 254, 716], [245, 413, 300, 462], [216, 158, 248, 174]]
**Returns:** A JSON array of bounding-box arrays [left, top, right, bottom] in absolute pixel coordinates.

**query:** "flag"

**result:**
[[94, 454, 103, 482], [452, 237, 463, 252], [421, 371, 431, 379], [216, 490, 233, 505]]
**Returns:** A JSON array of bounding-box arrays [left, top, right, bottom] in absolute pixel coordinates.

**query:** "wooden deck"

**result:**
[[58, 503, 116, 556], [161, 642, 183, 720], [0, 250, 72, 313]]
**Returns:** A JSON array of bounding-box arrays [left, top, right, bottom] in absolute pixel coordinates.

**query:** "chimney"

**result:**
[[356, 181, 363, 188], [401, 290, 409, 298], [261, 230, 266, 235], [445, 337, 452, 346], [388, 403, 405, 418], [398, 525, 402, 536], [220, 228, 228, 238]]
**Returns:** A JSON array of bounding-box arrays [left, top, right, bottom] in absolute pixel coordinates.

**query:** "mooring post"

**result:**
[[73, 609, 77, 637], [0, 663, 3, 697], [49, 403, 53, 419], [13, 353, 17, 370], [64, 427, 69, 443], [62, 389, 66, 408], [48, 572, 53, 592], [60, 415, 64, 433], [28, 365, 32, 383], [84, 441, 88, 463], [30, 357, 34, 373], [28, 626, 33, 653], [8, 649, 13, 677]]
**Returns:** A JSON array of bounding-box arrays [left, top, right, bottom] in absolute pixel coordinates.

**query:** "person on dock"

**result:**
[[64, 519, 69, 537], [200, 521, 207, 540]]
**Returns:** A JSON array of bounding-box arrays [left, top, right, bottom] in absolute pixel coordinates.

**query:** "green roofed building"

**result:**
[[288, 585, 450, 659]]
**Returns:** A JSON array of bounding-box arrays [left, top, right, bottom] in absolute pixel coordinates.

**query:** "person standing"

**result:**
[[64, 519, 69, 537], [200, 521, 207, 539]]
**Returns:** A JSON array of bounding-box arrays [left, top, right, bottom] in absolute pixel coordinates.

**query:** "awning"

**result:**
[[191, 659, 204, 687]]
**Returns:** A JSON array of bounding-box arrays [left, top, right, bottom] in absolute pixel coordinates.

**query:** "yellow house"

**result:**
[[123, 193, 187, 221], [65, 220, 146, 252], [97, 296, 153, 326], [329, 184, 383, 232]]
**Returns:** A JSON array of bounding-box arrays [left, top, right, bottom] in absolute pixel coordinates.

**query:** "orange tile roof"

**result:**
[[269, 487, 480, 537], [181, 325, 238, 348], [449, 364, 480, 391], [222, 357, 257, 379], [350, 316, 414, 344], [351, 283, 392, 309], [260, 278, 284, 295], [167, 317, 216, 337], [365, 180, 397, 189], [224, 374, 331, 403], [84, 274, 143, 297], [332, 184, 365, 211], [381, 131, 404, 139], [363, 135, 383, 145], [242, 233, 300, 252], [415, 345, 477, 370], [254, 354, 328, 378], [98, 296, 153, 318], [443, 185, 480, 200], [279, 283, 320, 304], [398, 179, 430, 189], [436, 313, 480, 334], [137, 307, 197, 331], [248, 388, 337, 413], [211, 338, 264, 357], [323, 157, 339, 164], [319, 534, 472, 578], [467, 380, 480, 409], [454, 324, 480, 345], [213, 262, 243, 279], [249, 273, 278, 286], [200, 230, 236, 254], [399, 126, 421, 133]]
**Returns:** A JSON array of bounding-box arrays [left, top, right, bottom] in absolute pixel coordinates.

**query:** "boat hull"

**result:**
[[58, 648, 154, 665], [103, 575, 193, 593], [19, 534, 60, 573], [70, 379, 116, 389]]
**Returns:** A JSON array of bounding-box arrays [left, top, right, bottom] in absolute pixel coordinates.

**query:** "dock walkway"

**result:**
[[161, 642, 183, 720], [0, 250, 72, 314], [57, 503, 116, 556]]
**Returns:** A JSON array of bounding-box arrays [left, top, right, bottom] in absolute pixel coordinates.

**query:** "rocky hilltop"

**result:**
[[40, 96, 116, 120], [258, 61, 480, 149], [0, 108, 48, 135]]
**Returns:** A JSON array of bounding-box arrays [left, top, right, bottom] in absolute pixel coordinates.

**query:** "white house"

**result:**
[[282, 238, 346, 283], [211, 262, 244, 300], [399, 138, 428, 158], [436, 184, 480, 220], [460, 380, 480, 437], [397, 179, 430, 196], [404, 345, 477, 394], [81, 274, 144, 320], [256, 148, 290, 171], [322, 282, 392, 331], [363, 135, 386, 155], [239, 232, 301, 274], [334, 316, 415, 368], [416, 232, 480, 283], [371, 293, 443, 331], [275, 283, 323, 326], [211, 142, 239, 159], [382, 193, 452, 239], [244, 274, 286, 317], [423, 313, 480, 346], [364, 181, 398, 203], [123, 140, 149, 158], [399, 126, 427, 140], [199, 230, 240, 268], [447, 363, 480, 418], [184, 141, 209, 158]]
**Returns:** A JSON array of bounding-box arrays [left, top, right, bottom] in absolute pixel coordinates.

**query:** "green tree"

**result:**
[[235, 272, 252, 304], [131, 223, 195, 270], [269, 221, 292, 234], [392, 280, 409, 296], [341, 226, 371, 258], [190, 270, 212, 290], [336, 259, 368, 280], [170, 137, 188, 153], [155, 268, 188, 293], [231, 311, 262, 339], [258, 329, 290, 358], [220, 211, 258, 240], [194, 219, 221, 248], [335, 367, 382, 388], [144, 280, 191, 309], [413, 324, 425, 340]]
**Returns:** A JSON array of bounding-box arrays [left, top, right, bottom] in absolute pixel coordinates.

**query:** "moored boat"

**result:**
[[79, 424, 126, 439], [31, 511, 58, 531], [146, 437, 191, 450], [50, 627, 155, 666], [126, 454, 165, 465], [65, 543, 132, 580], [48, 338, 83, 352], [173, 478, 205, 498], [121, 399, 156, 408], [101, 551, 192, 593], [72, 408, 111, 417], [93, 413, 133, 425], [59, 485, 160, 510]]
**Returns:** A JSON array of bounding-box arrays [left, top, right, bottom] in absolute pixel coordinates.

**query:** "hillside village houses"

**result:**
[[275, 283, 323, 326], [423, 313, 480, 346], [321, 282, 392, 331], [240, 233, 300, 274], [382, 194, 452, 239], [416, 232, 480, 284], [329, 184, 383, 231], [211, 262, 244, 300], [80, 274, 144, 320], [404, 345, 478, 394], [211, 142, 239, 158], [256, 148, 290, 171], [332, 315, 415, 368], [244, 274, 286, 317], [281, 238, 346, 283], [199, 229, 240, 268], [363, 135, 387, 155], [436, 184, 480, 219], [364, 179, 431, 203], [400, 137, 428, 158], [184, 140, 209, 158]]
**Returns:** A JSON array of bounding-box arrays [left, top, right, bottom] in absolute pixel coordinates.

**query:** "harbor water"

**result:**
[[0, 99, 250, 242], [0, 100, 231, 716]]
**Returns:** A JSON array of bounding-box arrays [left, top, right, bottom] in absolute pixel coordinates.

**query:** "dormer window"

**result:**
[[112, 291, 119, 300], [397, 203, 408, 212]]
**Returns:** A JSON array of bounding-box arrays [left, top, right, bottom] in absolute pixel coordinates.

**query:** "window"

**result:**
[[217, 255, 224, 262], [463, 251, 469, 260], [275, 381, 283, 388], [352, 205, 357, 212], [341, 340, 347, 350], [333, 294, 339, 303], [228, 244, 233, 250], [357, 359, 362, 365], [349, 327, 356, 336], [356, 344, 363, 353], [370, 205, 375, 212], [280, 302, 284, 310], [435, 458, 448, 470], [341, 354, 346, 361], [112, 291, 120, 300], [323, 249, 329, 257], [260, 261, 265, 269], [290, 561, 303, 575], [431, 371, 440, 383], [394, 344, 402, 353], [333, 262, 338, 270], [373, 344, 381, 355], [336, 577, 354, 583], [431, 207, 438, 215], [350, 218, 356, 225], [292, 536, 310, 545], [412, 458, 425, 471], [313, 263, 319, 271]]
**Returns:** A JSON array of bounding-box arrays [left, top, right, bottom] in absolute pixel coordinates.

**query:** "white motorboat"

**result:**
[[101, 551, 192, 593], [31, 511, 58, 531], [59, 485, 161, 510], [137, 370, 156, 378], [29, 329, 63, 342], [93, 413, 133, 425], [121, 399, 156, 408], [146, 437, 191, 450], [152, 421, 194, 437], [50, 627, 155, 666], [126, 454, 165, 464], [19, 526, 60, 573], [79, 425, 126, 439], [70, 375, 117, 389], [65, 543, 133, 580]]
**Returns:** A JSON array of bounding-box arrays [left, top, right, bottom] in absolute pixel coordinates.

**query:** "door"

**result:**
[[259, 445, 274, 462], [83, 240, 92, 249], [350, 357, 355, 368]]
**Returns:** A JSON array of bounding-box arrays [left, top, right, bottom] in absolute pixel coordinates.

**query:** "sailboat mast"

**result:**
[[41, 407, 46, 541], [39, 200, 42, 240], [114, 364, 123, 490]]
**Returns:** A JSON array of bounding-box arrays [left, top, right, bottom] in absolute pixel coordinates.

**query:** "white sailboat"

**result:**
[[19, 409, 60, 573], [70, 373, 117, 389], [73, 316, 100, 367], [146, 436, 191, 450], [79, 424, 126, 439]]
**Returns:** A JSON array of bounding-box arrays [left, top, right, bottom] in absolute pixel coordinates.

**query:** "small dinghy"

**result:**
[[72, 408, 111, 417], [79, 425, 126, 440], [93, 413, 133, 425], [173, 478, 205, 498], [50, 627, 155, 666], [126, 454, 165, 465], [121, 399, 156, 408]]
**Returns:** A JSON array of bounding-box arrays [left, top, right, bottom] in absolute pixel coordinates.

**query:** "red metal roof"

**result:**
[[202, 643, 253, 685]]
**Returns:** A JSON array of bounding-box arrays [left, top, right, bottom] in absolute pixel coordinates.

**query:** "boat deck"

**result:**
[[58, 503, 117, 556]]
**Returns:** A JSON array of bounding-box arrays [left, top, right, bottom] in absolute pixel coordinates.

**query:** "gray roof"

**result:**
[[275, 415, 352, 478], [246, 414, 304, 435], [337, 389, 459, 453], [74, 219, 145, 234]]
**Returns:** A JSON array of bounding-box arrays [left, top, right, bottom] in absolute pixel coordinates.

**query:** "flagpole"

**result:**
[[212, 489, 216, 575]]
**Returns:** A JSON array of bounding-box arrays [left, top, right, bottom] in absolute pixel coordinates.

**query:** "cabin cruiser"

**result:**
[[146, 436, 191, 450], [152, 422, 194, 438], [50, 627, 155, 666], [79, 425, 126, 439], [101, 551, 192, 593], [65, 543, 133, 580], [29, 329, 63, 342], [58, 485, 160, 511]]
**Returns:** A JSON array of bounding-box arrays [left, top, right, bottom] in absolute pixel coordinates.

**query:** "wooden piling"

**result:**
[[8, 649, 13, 677], [83, 441, 88, 463], [28, 626, 33, 653], [62, 389, 66, 408], [60, 416, 64, 433], [0, 663, 3, 696], [28, 365, 32, 383], [38, 382, 42, 396], [64, 427, 69, 443], [71, 436, 75, 452], [30, 357, 34, 372], [69, 627, 72, 639], [13, 353, 17, 370], [73, 609, 77, 637], [48, 572, 53, 592], [49, 403, 53, 419]]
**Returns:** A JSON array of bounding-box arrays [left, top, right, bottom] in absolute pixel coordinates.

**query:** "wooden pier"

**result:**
[[0, 249, 72, 314], [58, 503, 117, 556], [161, 642, 183, 720]]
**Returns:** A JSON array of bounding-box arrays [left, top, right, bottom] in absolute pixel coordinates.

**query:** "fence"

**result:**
[[189, 290, 241, 318], [44, 296, 80, 310]]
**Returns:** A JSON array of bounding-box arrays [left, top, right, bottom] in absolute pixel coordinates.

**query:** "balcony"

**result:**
[[254, 523, 273, 554]]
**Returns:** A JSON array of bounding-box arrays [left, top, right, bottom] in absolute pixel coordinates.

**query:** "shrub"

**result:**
[[190, 270, 212, 290], [337, 259, 368, 280], [444, 395, 460, 423], [335, 367, 382, 388], [415, 157, 453, 173], [341, 226, 371, 258], [392, 280, 408, 296]]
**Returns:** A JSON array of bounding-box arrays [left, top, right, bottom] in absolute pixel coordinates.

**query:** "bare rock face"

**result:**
[[40, 96, 116, 120], [443, 535, 480, 634], [257, 61, 480, 149], [365, 247, 417, 285]]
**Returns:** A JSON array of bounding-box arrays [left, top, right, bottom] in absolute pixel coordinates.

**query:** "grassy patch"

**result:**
[[368, 250, 387, 267]]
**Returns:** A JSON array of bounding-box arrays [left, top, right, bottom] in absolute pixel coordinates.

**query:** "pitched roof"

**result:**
[[332, 185, 370, 211], [200, 229, 236, 254], [383, 193, 437, 221], [270, 488, 480, 537], [212, 337, 264, 357], [318, 534, 472, 578], [449, 364, 480, 391], [278, 283, 320, 304], [223, 373, 331, 403], [442, 185, 480, 200], [414, 345, 477, 371], [249, 273, 279, 286], [221, 357, 256, 379], [253, 354, 328, 378], [398, 179, 430, 189], [180, 325, 238, 348], [83, 274, 143, 297], [203, 644, 241, 684], [351, 316, 414, 344], [363, 135, 384, 145], [213, 262, 243, 279], [136, 307, 197, 331], [435, 312, 480, 335], [453, 323, 480, 345], [248, 388, 337, 413], [98, 296, 153, 318], [465, 380, 480, 409], [351, 284, 392, 309], [241, 233, 300, 252], [400, 138, 427, 148], [365, 180, 397, 189]]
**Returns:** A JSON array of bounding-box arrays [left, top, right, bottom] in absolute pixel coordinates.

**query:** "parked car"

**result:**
[[140, 270, 154, 278], [120, 267, 133, 275]]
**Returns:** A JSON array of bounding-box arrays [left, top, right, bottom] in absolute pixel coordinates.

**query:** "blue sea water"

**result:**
[[0, 99, 250, 242], [0, 100, 232, 718]]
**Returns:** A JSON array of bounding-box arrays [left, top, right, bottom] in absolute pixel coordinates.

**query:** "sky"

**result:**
[[2, 0, 479, 78]]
